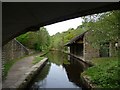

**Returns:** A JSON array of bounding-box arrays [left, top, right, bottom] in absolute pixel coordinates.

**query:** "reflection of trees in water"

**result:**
[[32, 78, 47, 89], [45, 51, 89, 87], [36, 63, 51, 81], [46, 51, 69, 66], [63, 55, 89, 87], [31, 51, 89, 89], [31, 63, 51, 88]]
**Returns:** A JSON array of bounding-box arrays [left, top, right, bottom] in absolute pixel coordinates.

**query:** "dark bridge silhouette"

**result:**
[[2, 2, 119, 45]]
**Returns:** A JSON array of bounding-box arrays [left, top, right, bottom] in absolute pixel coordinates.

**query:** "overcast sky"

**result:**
[[45, 17, 83, 36]]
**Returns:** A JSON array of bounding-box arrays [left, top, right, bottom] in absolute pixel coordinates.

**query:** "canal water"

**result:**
[[30, 51, 89, 89]]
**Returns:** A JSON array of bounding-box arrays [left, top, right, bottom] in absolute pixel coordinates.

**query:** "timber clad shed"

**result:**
[[65, 31, 99, 62]]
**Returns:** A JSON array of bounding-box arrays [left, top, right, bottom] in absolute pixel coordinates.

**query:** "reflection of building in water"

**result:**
[[63, 56, 89, 87]]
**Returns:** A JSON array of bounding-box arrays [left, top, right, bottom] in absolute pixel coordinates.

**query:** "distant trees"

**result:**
[[34, 27, 50, 51], [50, 26, 86, 51], [16, 27, 50, 51]]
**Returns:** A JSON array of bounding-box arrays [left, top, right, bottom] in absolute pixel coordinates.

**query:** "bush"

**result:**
[[32, 56, 44, 64], [82, 57, 120, 88]]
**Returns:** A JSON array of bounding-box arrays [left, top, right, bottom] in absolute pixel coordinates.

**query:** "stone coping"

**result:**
[[81, 74, 98, 89]]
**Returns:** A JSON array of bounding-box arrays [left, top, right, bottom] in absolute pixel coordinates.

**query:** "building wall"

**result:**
[[68, 31, 117, 62], [2, 39, 29, 63], [109, 42, 118, 57], [83, 31, 99, 62]]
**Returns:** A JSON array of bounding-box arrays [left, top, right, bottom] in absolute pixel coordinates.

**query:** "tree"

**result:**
[[16, 27, 50, 51], [82, 10, 120, 56], [50, 26, 86, 51]]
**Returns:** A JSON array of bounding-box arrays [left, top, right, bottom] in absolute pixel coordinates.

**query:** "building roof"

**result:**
[[65, 31, 88, 46]]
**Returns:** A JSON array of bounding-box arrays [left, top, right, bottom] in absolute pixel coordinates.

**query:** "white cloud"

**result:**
[[45, 17, 83, 36]]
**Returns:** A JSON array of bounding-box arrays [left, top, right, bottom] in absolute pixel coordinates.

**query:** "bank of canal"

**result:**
[[29, 51, 90, 89]]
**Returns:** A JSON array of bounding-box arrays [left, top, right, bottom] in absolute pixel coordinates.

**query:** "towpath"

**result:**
[[2, 53, 43, 88]]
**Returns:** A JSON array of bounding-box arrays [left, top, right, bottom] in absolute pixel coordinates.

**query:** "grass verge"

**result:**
[[4, 58, 21, 80], [32, 56, 44, 64], [82, 57, 120, 88]]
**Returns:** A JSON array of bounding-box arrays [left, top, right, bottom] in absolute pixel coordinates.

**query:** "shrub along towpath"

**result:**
[[2, 52, 48, 88]]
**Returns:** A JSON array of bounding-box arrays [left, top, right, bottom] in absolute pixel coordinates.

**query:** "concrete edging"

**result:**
[[81, 74, 97, 89], [65, 52, 93, 66], [12, 58, 48, 89]]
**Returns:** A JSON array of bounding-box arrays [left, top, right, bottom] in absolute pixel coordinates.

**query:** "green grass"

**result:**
[[82, 57, 120, 88], [4, 58, 20, 80], [3, 54, 31, 80], [32, 56, 44, 64]]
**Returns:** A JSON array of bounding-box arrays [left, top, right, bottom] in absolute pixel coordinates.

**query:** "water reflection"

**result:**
[[30, 51, 89, 89], [31, 63, 51, 88], [63, 56, 89, 87], [46, 51, 70, 65]]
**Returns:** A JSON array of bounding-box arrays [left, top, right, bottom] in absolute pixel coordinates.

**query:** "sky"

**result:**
[[44, 17, 83, 36]]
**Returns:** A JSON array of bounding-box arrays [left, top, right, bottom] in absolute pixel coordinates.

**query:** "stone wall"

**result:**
[[83, 31, 99, 62], [2, 39, 29, 63]]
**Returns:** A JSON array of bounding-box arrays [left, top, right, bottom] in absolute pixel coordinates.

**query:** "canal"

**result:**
[[29, 51, 89, 89]]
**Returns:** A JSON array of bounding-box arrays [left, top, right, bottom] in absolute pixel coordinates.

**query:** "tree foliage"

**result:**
[[16, 27, 50, 51], [82, 10, 120, 48], [50, 26, 86, 51]]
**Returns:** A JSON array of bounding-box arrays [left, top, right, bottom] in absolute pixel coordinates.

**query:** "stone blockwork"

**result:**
[[65, 31, 100, 63], [66, 30, 117, 63], [2, 39, 29, 63], [83, 31, 99, 62]]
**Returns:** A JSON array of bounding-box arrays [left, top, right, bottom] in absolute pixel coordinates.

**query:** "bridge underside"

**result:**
[[2, 2, 119, 45]]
